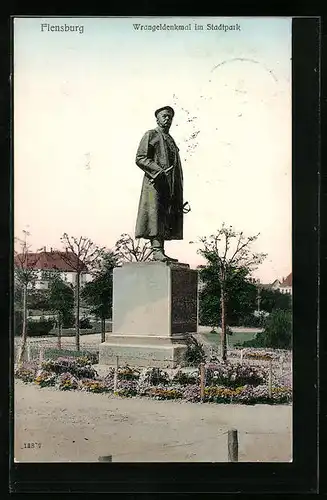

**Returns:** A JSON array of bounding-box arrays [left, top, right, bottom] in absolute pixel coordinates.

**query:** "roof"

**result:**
[[280, 272, 292, 287], [14, 251, 88, 273]]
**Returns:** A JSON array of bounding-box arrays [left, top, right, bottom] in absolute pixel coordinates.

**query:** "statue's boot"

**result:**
[[152, 249, 168, 261], [163, 253, 179, 262], [151, 237, 168, 262]]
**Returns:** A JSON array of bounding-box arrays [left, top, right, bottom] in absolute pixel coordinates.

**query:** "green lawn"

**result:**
[[202, 331, 258, 348]]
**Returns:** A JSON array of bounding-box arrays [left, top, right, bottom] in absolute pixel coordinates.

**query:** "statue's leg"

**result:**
[[151, 237, 179, 263], [151, 237, 167, 261]]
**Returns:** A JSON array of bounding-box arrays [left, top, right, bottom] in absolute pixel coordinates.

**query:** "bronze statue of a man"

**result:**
[[135, 105, 190, 262]]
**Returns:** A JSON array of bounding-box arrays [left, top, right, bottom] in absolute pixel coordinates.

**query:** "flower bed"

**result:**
[[34, 369, 57, 388], [80, 378, 110, 393], [15, 358, 292, 405], [15, 363, 37, 383], [114, 379, 138, 397], [204, 362, 267, 387], [145, 385, 183, 400], [117, 365, 141, 381], [41, 356, 98, 380], [56, 372, 79, 391]]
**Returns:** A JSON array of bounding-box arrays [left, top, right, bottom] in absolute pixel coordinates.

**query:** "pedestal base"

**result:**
[[99, 335, 187, 368], [99, 261, 198, 368]]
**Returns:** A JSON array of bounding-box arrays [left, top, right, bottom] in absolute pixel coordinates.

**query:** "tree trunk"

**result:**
[[221, 286, 227, 362], [101, 316, 106, 343], [75, 273, 81, 351], [17, 285, 28, 366], [257, 287, 261, 313], [57, 313, 62, 350]]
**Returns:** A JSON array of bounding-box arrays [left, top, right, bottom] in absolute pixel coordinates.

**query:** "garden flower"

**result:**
[[34, 369, 57, 387], [56, 372, 79, 391]]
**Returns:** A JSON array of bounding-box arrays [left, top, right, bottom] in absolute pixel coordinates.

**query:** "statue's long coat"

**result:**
[[135, 127, 184, 241]]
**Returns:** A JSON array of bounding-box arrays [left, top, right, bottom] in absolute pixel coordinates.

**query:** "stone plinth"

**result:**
[[99, 261, 198, 368]]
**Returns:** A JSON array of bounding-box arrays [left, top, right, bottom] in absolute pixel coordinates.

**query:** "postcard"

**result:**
[[13, 16, 292, 463]]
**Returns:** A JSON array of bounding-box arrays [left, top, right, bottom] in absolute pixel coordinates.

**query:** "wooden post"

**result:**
[[101, 317, 106, 344], [268, 359, 272, 398], [240, 349, 243, 364], [57, 314, 62, 350], [98, 455, 112, 462], [113, 356, 119, 392], [200, 362, 205, 402], [39, 347, 44, 363], [228, 428, 238, 462]]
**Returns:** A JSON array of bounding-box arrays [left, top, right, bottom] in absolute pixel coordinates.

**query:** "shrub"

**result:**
[[41, 356, 98, 379], [79, 317, 92, 329], [263, 310, 292, 349], [27, 318, 55, 336], [241, 314, 267, 329], [62, 312, 75, 328], [243, 310, 292, 349], [184, 335, 206, 366], [56, 372, 79, 391]]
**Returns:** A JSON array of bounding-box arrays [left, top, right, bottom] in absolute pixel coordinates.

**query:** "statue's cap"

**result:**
[[155, 106, 175, 118]]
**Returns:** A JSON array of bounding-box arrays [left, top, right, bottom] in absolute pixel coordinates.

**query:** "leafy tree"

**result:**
[[27, 289, 50, 312], [14, 230, 40, 365], [46, 272, 75, 349], [114, 233, 154, 262], [199, 265, 258, 327], [81, 251, 119, 342], [260, 288, 292, 313], [191, 224, 267, 361], [55, 234, 106, 351]]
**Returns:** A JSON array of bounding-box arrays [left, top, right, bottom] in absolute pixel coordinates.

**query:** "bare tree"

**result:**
[[191, 223, 267, 361], [14, 230, 39, 366], [55, 234, 106, 351], [114, 233, 154, 263]]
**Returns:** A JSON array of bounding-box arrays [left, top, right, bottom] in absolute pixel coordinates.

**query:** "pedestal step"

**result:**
[[99, 340, 187, 368]]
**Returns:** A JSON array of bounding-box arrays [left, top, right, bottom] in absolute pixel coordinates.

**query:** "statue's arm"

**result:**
[[136, 131, 164, 179]]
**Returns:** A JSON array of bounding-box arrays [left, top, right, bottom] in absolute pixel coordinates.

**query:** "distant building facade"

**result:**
[[277, 273, 292, 295], [261, 274, 292, 295], [14, 250, 93, 290]]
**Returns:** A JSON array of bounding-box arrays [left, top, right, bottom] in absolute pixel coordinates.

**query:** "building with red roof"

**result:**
[[14, 249, 92, 289], [278, 272, 292, 295]]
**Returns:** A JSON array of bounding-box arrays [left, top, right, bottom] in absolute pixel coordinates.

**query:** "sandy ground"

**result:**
[[14, 380, 292, 463]]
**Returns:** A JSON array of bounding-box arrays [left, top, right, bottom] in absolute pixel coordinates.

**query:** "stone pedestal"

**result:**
[[99, 261, 198, 368]]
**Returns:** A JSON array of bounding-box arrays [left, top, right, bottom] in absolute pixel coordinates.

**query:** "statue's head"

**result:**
[[155, 106, 174, 132]]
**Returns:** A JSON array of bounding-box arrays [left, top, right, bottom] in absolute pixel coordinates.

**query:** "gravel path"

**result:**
[[14, 380, 292, 463]]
